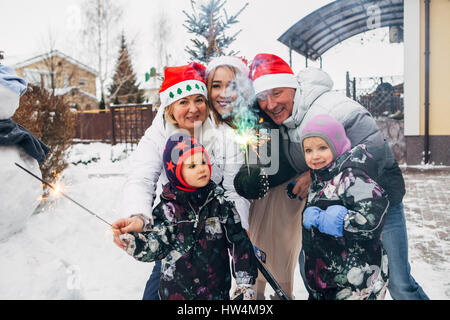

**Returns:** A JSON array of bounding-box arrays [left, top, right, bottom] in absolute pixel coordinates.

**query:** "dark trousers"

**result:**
[[142, 260, 161, 300]]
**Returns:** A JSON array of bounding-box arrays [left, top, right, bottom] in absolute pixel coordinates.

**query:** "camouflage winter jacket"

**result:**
[[302, 145, 390, 300], [126, 181, 257, 300]]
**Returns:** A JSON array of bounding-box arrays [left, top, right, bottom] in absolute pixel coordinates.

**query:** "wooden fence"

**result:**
[[74, 104, 157, 149]]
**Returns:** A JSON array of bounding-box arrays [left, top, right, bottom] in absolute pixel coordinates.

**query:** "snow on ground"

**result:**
[[0, 142, 448, 299]]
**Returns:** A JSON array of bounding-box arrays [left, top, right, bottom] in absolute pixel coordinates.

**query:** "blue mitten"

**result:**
[[302, 206, 323, 230], [317, 205, 348, 237]]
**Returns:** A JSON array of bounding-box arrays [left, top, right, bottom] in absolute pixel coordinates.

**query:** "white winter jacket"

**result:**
[[121, 107, 251, 230]]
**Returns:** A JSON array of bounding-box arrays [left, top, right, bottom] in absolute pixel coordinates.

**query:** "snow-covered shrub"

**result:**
[[13, 84, 75, 191]]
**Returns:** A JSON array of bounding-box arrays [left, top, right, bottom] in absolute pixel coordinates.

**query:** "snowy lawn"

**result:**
[[0, 143, 448, 299]]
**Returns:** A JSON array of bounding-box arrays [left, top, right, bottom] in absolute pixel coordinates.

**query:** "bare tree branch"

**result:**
[[79, 0, 123, 105]]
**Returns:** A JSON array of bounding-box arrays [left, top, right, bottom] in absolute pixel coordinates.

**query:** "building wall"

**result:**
[[404, 0, 450, 165], [61, 91, 98, 111], [421, 0, 450, 136], [15, 56, 96, 96]]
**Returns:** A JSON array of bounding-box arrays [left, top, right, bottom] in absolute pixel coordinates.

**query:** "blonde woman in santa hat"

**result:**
[[112, 61, 249, 300], [205, 56, 297, 300]]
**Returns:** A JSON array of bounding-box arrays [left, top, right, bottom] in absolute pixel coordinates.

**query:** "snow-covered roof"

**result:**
[[53, 86, 98, 101], [13, 50, 98, 76], [278, 0, 403, 60]]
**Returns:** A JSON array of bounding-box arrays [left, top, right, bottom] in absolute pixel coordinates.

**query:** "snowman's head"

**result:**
[[0, 64, 28, 120]]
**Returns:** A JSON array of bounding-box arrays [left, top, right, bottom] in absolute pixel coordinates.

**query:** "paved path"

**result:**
[[402, 167, 450, 299]]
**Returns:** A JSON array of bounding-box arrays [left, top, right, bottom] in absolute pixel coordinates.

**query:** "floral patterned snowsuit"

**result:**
[[302, 145, 389, 300], [125, 181, 257, 300]]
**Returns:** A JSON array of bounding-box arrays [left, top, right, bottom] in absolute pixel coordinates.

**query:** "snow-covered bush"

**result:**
[[13, 84, 75, 190]]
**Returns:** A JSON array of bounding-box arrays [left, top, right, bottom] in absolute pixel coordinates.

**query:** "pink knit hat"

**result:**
[[301, 114, 351, 160]]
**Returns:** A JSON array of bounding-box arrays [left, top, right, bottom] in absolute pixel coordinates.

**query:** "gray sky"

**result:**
[[0, 0, 403, 90]]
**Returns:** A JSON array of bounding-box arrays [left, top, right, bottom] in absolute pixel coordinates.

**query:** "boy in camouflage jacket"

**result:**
[[298, 114, 389, 300], [118, 133, 257, 300]]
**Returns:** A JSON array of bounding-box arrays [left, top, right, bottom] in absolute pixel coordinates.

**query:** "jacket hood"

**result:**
[[161, 180, 219, 206], [283, 67, 334, 129], [312, 144, 379, 182]]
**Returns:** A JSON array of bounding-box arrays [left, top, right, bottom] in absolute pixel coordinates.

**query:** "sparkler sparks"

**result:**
[[233, 125, 270, 175], [217, 73, 271, 174], [50, 181, 64, 196], [15, 162, 113, 227]]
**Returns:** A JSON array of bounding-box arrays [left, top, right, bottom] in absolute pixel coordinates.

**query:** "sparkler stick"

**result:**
[[15, 162, 113, 227], [245, 146, 250, 175]]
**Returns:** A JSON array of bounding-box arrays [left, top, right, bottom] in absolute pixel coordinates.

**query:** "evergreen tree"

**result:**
[[99, 94, 106, 110], [108, 33, 143, 104], [183, 0, 248, 63]]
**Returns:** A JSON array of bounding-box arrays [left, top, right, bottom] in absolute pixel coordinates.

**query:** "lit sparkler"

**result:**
[[233, 118, 270, 175], [219, 73, 270, 174], [15, 162, 113, 227]]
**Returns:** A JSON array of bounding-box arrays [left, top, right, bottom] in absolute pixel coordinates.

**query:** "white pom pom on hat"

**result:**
[[205, 56, 250, 79]]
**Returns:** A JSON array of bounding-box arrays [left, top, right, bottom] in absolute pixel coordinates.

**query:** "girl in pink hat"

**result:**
[[300, 114, 389, 300]]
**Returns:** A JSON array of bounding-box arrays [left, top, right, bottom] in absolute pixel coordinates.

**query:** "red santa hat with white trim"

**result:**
[[249, 53, 298, 95], [159, 62, 208, 108]]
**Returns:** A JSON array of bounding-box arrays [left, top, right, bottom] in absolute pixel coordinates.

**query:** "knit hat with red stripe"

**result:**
[[163, 133, 211, 192], [159, 62, 208, 109], [249, 53, 298, 95]]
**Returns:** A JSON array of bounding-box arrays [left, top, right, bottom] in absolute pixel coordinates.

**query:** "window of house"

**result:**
[[23, 69, 51, 88], [64, 75, 70, 88], [78, 77, 88, 86]]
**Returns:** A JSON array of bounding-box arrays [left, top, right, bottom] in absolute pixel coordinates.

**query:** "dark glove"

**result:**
[[317, 205, 348, 237], [233, 165, 269, 200], [286, 180, 303, 201]]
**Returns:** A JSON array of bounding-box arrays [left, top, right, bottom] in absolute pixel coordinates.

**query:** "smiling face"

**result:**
[[169, 94, 208, 134], [256, 87, 295, 125], [208, 66, 238, 117], [303, 136, 334, 170], [181, 152, 211, 188]]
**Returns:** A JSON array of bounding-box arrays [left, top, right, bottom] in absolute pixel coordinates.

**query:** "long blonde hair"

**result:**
[[206, 65, 239, 128]]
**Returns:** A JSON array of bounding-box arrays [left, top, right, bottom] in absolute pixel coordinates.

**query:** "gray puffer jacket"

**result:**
[[280, 67, 405, 205]]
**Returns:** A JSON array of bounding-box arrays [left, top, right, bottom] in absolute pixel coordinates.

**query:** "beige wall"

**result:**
[[420, 0, 450, 135], [62, 91, 98, 111]]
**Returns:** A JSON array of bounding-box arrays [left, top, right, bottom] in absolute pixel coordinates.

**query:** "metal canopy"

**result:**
[[278, 0, 404, 61]]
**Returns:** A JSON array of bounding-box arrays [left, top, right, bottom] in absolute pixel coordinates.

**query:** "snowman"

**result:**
[[0, 64, 82, 299], [0, 64, 47, 240]]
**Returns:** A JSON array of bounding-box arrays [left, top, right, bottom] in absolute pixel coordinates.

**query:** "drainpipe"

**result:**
[[289, 40, 293, 68], [424, 0, 431, 163]]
